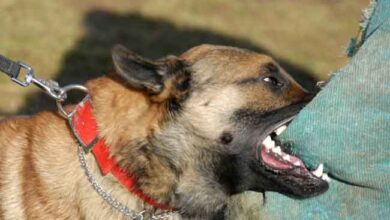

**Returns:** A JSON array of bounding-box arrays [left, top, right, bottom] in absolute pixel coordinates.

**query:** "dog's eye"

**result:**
[[263, 76, 283, 87]]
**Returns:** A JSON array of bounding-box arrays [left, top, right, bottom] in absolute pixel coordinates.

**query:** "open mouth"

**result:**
[[256, 118, 330, 184]]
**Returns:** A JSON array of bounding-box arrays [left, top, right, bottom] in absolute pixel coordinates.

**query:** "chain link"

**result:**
[[151, 211, 177, 220], [78, 145, 176, 220]]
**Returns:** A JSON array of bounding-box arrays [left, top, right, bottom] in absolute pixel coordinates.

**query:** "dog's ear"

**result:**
[[112, 44, 166, 94]]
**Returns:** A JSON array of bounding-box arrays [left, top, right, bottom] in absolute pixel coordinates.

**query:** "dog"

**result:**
[[0, 44, 328, 220]]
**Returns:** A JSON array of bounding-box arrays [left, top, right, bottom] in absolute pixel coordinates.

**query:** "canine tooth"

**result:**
[[263, 136, 271, 147], [282, 155, 290, 161], [312, 164, 324, 177], [269, 140, 275, 149], [272, 146, 282, 155], [321, 173, 331, 183], [263, 136, 275, 150], [263, 136, 271, 144], [275, 125, 287, 135]]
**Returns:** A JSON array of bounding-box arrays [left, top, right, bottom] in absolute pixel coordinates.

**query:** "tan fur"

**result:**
[[0, 44, 311, 220]]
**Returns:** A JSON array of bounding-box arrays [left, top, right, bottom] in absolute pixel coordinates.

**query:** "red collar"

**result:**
[[69, 96, 174, 211]]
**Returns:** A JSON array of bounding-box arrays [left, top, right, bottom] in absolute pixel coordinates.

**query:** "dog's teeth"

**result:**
[[321, 173, 331, 183], [272, 146, 282, 155], [263, 136, 271, 145], [269, 141, 275, 149], [282, 155, 290, 161], [275, 125, 287, 135], [312, 164, 324, 178], [263, 136, 275, 150], [293, 161, 301, 166], [263, 136, 271, 148]]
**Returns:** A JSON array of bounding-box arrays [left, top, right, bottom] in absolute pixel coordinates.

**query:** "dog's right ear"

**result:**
[[112, 44, 165, 94]]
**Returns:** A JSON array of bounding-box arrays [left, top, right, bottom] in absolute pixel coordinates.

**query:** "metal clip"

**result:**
[[11, 61, 34, 87], [30, 77, 66, 102], [9, 61, 66, 101], [2, 56, 91, 120]]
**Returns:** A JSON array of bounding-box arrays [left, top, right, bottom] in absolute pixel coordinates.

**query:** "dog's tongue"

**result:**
[[258, 126, 310, 172], [260, 144, 305, 170]]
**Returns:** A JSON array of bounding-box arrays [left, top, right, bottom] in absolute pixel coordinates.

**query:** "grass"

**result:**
[[0, 0, 368, 115]]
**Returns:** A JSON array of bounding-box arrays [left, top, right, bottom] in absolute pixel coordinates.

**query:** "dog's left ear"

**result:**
[[112, 44, 169, 94]]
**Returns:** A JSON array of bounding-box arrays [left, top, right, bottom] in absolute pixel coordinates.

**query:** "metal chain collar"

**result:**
[[77, 125, 177, 220]]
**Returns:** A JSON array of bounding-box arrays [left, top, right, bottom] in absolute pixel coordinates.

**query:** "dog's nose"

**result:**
[[287, 84, 315, 104]]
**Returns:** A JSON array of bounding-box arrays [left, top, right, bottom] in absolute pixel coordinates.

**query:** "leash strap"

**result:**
[[0, 54, 21, 78], [0, 54, 35, 87]]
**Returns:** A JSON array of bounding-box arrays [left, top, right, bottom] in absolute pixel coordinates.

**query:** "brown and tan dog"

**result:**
[[0, 44, 328, 220]]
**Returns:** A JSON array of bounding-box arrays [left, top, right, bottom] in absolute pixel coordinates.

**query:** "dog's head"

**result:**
[[109, 44, 328, 217]]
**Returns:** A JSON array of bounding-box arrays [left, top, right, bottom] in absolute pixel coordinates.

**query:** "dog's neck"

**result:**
[[85, 75, 177, 205]]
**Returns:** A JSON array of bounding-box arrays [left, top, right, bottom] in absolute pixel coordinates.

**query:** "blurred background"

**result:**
[[0, 0, 368, 116]]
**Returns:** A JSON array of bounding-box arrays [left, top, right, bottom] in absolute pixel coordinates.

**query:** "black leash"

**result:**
[[0, 54, 34, 86]]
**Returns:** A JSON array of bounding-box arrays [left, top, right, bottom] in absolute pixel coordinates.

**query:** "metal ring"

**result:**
[[56, 84, 89, 119]]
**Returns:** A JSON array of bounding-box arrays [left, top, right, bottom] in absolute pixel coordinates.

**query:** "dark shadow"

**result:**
[[17, 10, 317, 115]]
